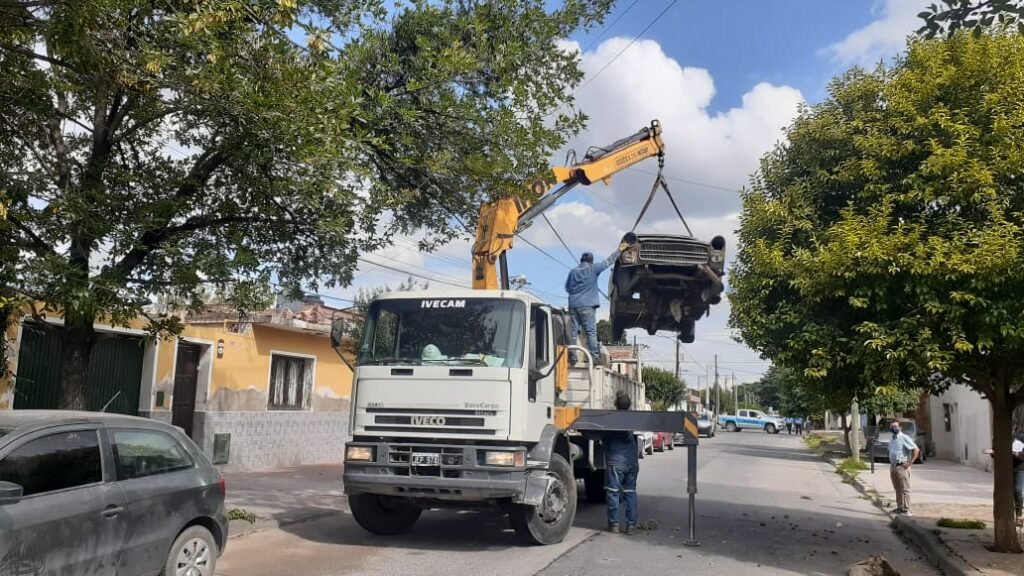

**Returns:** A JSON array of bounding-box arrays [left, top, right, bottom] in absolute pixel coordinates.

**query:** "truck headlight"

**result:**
[[346, 446, 375, 461], [481, 451, 525, 467]]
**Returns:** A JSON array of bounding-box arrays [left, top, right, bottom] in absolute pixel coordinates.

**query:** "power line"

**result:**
[[515, 234, 573, 270], [581, 0, 641, 53], [625, 167, 739, 194], [577, 0, 679, 92], [541, 212, 578, 263], [356, 258, 469, 289]]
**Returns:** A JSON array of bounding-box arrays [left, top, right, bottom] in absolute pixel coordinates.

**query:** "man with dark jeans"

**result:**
[[604, 391, 639, 535], [1014, 432, 1024, 522], [566, 244, 626, 366]]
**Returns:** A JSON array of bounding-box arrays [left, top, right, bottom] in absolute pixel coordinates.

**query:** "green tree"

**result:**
[[731, 32, 1024, 552], [345, 276, 427, 351], [642, 366, 682, 411], [0, 0, 613, 409], [596, 319, 626, 345], [919, 0, 1024, 37]]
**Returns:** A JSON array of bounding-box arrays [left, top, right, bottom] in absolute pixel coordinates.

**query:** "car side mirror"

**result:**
[[0, 481, 24, 505], [330, 318, 347, 350]]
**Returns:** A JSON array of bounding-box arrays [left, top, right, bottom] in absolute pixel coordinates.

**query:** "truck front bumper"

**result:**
[[344, 440, 547, 504]]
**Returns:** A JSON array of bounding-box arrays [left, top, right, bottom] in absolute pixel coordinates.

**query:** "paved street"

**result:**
[[217, 432, 937, 576]]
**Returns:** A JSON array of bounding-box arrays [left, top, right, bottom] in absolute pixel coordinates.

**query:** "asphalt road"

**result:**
[[216, 431, 938, 576]]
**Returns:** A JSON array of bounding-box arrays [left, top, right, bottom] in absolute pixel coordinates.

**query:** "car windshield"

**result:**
[[358, 298, 526, 368]]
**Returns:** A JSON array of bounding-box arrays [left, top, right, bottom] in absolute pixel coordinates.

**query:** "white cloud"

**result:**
[[824, 0, 930, 66]]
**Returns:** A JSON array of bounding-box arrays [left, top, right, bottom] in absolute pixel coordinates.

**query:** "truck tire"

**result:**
[[349, 494, 422, 536], [764, 423, 776, 434], [583, 469, 605, 503], [510, 454, 577, 545], [726, 421, 737, 432]]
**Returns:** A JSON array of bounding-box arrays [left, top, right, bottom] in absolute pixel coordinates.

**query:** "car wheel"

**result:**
[[349, 494, 423, 535], [510, 454, 576, 545], [726, 422, 737, 433], [163, 525, 218, 576], [765, 424, 776, 434]]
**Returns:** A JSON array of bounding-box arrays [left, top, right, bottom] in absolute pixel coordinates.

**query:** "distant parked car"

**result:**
[[635, 431, 654, 457], [0, 411, 228, 576], [870, 418, 928, 464], [674, 415, 715, 444]]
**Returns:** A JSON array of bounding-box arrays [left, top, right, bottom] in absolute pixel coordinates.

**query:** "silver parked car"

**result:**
[[0, 411, 228, 576]]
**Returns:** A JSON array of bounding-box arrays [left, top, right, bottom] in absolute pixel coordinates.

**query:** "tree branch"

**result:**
[[5, 212, 57, 257], [0, 43, 78, 72]]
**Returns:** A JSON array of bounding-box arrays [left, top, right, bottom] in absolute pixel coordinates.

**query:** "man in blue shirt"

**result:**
[[604, 391, 639, 534], [565, 244, 625, 365], [888, 421, 921, 516]]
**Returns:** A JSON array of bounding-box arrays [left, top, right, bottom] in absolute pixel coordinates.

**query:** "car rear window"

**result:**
[[111, 429, 194, 480], [0, 430, 102, 496]]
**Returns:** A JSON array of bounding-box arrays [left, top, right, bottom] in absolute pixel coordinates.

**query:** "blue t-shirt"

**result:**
[[565, 251, 618, 309], [889, 431, 919, 464]]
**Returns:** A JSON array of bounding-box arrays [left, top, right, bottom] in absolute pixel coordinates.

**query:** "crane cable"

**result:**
[[629, 153, 692, 235]]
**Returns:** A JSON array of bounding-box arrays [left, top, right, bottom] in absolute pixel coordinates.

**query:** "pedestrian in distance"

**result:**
[[785, 416, 793, 435], [565, 240, 630, 366], [984, 430, 1024, 525], [794, 416, 804, 436], [604, 391, 639, 535], [888, 421, 921, 516]]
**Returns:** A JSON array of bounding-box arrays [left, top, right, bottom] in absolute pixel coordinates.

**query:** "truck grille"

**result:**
[[388, 445, 464, 478], [639, 241, 709, 265], [365, 407, 498, 436]]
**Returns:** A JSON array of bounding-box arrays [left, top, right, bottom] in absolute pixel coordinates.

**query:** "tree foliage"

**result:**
[[642, 366, 682, 411], [0, 0, 613, 407], [730, 32, 1024, 552], [919, 0, 1024, 37], [596, 319, 626, 345]]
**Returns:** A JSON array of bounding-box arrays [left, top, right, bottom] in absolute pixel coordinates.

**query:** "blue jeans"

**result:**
[[570, 306, 599, 363], [605, 464, 638, 526], [1015, 469, 1023, 515]]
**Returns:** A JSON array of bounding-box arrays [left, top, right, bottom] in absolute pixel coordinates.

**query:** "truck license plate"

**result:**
[[410, 453, 440, 466]]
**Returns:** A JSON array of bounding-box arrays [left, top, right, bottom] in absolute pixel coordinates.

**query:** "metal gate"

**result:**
[[13, 323, 143, 415]]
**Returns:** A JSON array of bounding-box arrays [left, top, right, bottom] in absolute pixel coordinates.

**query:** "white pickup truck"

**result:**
[[718, 409, 785, 434]]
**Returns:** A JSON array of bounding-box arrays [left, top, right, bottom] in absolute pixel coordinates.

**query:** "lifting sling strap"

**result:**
[[630, 155, 692, 236]]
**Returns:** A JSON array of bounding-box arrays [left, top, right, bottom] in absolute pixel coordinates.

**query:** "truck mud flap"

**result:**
[[517, 471, 553, 506]]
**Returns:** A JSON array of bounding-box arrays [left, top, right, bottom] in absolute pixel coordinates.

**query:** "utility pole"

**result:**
[[732, 373, 738, 411], [714, 354, 720, 415], [850, 397, 861, 462], [675, 339, 680, 383], [704, 365, 710, 406]]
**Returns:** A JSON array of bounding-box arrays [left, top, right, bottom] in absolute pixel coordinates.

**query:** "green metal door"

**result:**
[[14, 323, 144, 415], [12, 324, 62, 410]]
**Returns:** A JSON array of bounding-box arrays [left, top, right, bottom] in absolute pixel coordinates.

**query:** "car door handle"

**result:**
[[102, 505, 124, 519]]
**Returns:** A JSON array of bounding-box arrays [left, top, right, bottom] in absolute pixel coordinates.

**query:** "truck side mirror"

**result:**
[[0, 481, 24, 506], [330, 318, 347, 350]]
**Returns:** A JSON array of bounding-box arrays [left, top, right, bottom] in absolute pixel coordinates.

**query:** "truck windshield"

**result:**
[[358, 298, 526, 368]]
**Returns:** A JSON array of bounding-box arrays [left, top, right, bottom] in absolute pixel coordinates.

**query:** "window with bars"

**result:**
[[268, 354, 314, 410]]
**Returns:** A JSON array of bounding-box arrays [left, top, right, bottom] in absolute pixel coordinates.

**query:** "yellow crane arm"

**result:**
[[471, 120, 665, 290]]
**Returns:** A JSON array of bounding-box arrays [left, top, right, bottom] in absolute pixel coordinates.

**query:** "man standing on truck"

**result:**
[[566, 242, 628, 366], [604, 391, 640, 535]]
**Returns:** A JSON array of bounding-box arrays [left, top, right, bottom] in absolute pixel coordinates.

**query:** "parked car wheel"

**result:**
[[764, 423, 777, 434], [349, 494, 422, 535], [726, 421, 737, 432], [164, 525, 218, 576]]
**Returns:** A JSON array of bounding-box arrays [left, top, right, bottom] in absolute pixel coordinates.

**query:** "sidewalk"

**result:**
[[222, 463, 346, 537], [835, 455, 1024, 575]]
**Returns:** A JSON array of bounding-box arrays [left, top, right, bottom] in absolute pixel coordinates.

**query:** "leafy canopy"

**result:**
[[642, 366, 682, 411], [0, 0, 612, 333]]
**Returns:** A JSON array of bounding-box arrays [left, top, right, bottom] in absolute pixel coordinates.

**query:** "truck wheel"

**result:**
[[349, 494, 422, 536], [510, 454, 577, 545], [583, 469, 606, 503], [765, 424, 776, 434], [726, 421, 737, 433]]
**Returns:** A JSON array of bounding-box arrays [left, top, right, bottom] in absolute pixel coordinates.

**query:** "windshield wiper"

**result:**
[[358, 357, 422, 366]]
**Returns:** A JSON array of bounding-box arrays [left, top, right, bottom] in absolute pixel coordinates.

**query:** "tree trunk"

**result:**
[[59, 319, 96, 410], [989, 380, 1022, 553]]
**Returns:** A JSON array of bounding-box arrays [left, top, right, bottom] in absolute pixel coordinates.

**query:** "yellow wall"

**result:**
[[0, 320, 19, 410], [156, 322, 353, 413]]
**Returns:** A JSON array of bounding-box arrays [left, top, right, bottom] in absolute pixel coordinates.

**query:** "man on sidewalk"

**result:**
[[889, 421, 921, 516], [565, 242, 628, 366]]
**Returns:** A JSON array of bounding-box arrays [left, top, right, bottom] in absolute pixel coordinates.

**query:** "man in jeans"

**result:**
[[604, 391, 639, 534], [889, 421, 921, 516], [565, 243, 626, 365]]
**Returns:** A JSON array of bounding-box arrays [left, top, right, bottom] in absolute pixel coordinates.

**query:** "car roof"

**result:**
[[0, 410, 171, 431]]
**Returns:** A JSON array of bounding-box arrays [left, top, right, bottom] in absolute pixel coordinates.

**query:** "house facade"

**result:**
[[1, 299, 355, 470]]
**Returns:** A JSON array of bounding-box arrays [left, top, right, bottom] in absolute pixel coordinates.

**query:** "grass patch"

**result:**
[[937, 518, 985, 530], [804, 436, 824, 450], [636, 519, 659, 532], [228, 508, 258, 524], [836, 458, 869, 477]]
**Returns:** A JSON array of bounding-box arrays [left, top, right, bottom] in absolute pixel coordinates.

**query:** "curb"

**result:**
[[229, 510, 339, 539], [823, 455, 979, 576]]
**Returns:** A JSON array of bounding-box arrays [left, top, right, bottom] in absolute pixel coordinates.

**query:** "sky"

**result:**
[[325, 0, 933, 389]]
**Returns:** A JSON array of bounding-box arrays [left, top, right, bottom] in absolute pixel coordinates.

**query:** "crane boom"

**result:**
[[471, 119, 665, 290]]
